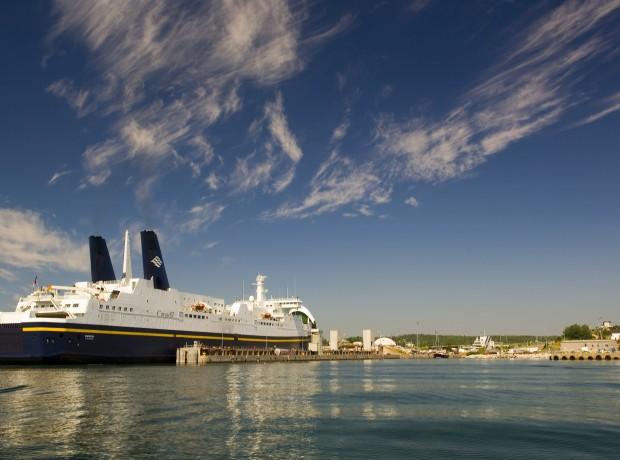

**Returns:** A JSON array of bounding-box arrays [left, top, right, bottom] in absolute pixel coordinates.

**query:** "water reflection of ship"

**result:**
[[223, 363, 320, 458]]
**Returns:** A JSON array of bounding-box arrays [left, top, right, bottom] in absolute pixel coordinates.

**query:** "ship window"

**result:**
[[130, 308, 133, 312], [124, 307, 127, 311], [106, 305, 109, 310], [112, 306, 116, 310], [73, 304, 79, 308]]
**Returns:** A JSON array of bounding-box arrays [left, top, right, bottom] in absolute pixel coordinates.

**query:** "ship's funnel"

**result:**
[[140, 230, 170, 290], [89, 236, 116, 282]]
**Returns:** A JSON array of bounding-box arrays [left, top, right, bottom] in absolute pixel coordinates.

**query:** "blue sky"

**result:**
[[1, 0, 619, 336]]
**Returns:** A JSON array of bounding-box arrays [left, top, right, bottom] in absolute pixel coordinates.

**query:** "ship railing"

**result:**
[[47, 296, 76, 320]]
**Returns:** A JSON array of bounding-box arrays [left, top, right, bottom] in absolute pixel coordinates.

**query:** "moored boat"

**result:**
[[0, 230, 317, 363]]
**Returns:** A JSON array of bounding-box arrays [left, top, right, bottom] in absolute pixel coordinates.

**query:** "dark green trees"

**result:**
[[563, 324, 593, 340]]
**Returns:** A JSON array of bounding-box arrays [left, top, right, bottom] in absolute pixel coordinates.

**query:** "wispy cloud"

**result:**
[[48, 168, 73, 185], [48, 0, 347, 193], [573, 90, 620, 127], [0, 208, 88, 273], [0, 267, 17, 282], [204, 241, 220, 250], [46, 78, 94, 117], [266, 152, 390, 219], [377, 0, 620, 183], [205, 172, 220, 191], [409, 0, 434, 14], [404, 196, 419, 207], [330, 119, 350, 144], [180, 201, 225, 233], [330, 87, 358, 146], [230, 92, 301, 193], [264, 92, 303, 162], [271, 1, 620, 219]]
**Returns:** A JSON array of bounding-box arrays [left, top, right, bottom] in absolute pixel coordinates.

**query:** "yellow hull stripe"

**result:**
[[176, 334, 234, 341], [238, 337, 305, 343], [22, 326, 306, 343], [23, 327, 174, 338]]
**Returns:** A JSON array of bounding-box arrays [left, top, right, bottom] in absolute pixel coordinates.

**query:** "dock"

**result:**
[[176, 342, 396, 365]]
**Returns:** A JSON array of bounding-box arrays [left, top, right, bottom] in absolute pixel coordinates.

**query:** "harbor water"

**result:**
[[1, 360, 619, 459]]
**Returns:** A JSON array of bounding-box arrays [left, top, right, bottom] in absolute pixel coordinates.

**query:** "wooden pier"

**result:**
[[176, 343, 395, 365]]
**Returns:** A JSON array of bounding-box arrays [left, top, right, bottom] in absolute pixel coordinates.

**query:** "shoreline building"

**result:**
[[329, 330, 339, 351], [362, 329, 372, 351], [560, 340, 617, 353]]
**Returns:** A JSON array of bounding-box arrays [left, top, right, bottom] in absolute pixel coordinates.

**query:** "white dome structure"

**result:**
[[374, 337, 396, 347]]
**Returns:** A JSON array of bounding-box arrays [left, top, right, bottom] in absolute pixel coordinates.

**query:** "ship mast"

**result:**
[[122, 230, 132, 280]]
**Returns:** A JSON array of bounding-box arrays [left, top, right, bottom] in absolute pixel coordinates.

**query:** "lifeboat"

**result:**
[[191, 302, 206, 312]]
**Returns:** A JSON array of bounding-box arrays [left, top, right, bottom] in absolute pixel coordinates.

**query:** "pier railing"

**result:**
[[176, 343, 396, 365]]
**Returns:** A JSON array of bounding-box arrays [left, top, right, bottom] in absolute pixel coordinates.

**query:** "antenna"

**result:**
[[242, 280, 245, 301]]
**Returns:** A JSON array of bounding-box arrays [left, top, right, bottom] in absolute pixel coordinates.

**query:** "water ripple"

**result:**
[[1, 360, 619, 458]]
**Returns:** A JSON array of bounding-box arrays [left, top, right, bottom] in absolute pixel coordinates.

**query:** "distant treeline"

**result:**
[[390, 334, 558, 348]]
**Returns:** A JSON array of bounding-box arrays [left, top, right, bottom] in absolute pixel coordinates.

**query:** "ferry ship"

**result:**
[[0, 230, 317, 363]]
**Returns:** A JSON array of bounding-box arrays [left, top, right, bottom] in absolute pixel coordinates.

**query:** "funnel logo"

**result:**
[[150, 256, 163, 268]]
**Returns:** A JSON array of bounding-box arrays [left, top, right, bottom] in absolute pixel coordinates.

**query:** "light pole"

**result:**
[[416, 321, 419, 351]]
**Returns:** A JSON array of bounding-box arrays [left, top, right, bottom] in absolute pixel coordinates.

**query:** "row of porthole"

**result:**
[[99, 305, 134, 312], [184, 313, 208, 319], [180, 314, 244, 324]]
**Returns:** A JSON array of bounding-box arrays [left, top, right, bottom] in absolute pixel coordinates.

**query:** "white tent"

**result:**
[[374, 337, 396, 347]]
